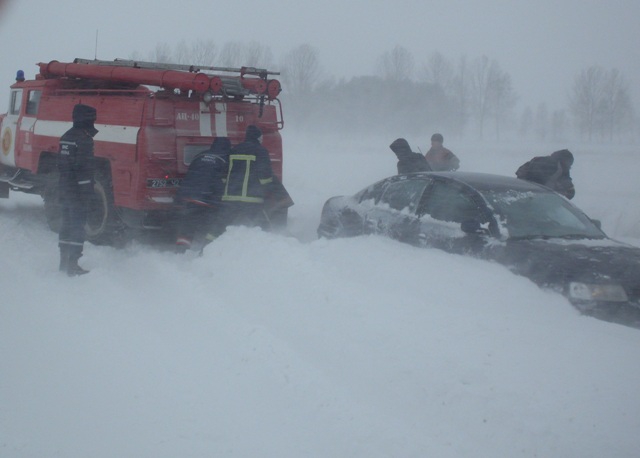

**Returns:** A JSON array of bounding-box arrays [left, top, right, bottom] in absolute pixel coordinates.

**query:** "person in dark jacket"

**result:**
[[515, 149, 575, 199], [221, 125, 274, 229], [57, 104, 98, 276], [424, 133, 460, 171], [390, 138, 431, 174], [175, 137, 231, 253]]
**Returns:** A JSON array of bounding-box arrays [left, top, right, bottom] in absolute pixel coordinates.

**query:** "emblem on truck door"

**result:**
[[2, 128, 11, 156]]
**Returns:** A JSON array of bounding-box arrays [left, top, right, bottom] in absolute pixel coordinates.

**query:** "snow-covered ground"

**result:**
[[1, 131, 640, 458]]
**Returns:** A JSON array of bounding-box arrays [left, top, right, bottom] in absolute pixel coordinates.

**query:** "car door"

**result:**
[[416, 179, 494, 254], [364, 177, 430, 245]]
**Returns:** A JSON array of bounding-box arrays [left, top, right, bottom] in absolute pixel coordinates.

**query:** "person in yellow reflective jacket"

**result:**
[[221, 125, 274, 229]]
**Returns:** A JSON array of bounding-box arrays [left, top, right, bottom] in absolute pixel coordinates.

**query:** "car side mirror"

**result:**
[[590, 218, 602, 230]]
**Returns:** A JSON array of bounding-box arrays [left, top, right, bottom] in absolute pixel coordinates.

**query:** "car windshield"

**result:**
[[481, 189, 605, 239]]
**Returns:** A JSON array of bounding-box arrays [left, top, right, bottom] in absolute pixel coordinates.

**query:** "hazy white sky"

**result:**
[[0, 0, 638, 110]]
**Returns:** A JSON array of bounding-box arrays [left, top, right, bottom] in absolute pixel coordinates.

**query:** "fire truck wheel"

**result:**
[[84, 172, 125, 245], [43, 171, 126, 245], [43, 177, 62, 234]]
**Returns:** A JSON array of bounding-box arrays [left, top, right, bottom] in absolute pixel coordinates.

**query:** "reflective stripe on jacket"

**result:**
[[222, 141, 274, 204]]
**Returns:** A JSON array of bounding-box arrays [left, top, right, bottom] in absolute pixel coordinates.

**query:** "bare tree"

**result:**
[[243, 41, 274, 68], [190, 39, 218, 66], [376, 45, 414, 81], [279, 44, 321, 96], [569, 65, 636, 141], [468, 56, 516, 140], [149, 42, 173, 63], [422, 52, 454, 90], [219, 41, 245, 68], [569, 65, 606, 141], [173, 40, 190, 64], [600, 68, 634, 141], [127, 50, 145, 61], [488, 70, 517, 141], [469, 55, 495, 139], [450, 55, 471, 137], [172, 39, 218, 66]]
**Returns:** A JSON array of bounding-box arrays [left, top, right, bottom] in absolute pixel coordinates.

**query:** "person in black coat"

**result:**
[[516, 149, 575, 199], [57, 103, 98, 276], [175, 137, 231, 252], [390, 138, 431, 174], [220, 125, 275, 229]]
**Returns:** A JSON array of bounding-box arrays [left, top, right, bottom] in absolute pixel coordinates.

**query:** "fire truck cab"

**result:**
[[0, 58, 284, 244]]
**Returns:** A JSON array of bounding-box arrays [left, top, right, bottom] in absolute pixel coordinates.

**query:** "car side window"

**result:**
[[358, 180, 388, 204], [379, 179, 429, 212], [422, 181, 482, 223]]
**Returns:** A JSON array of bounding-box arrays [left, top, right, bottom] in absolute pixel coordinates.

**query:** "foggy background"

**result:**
[[1, 0, 639, 143], [2, 2, 640, 456]]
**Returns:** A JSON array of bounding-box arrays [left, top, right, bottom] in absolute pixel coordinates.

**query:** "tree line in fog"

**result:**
[[135, 40, 636, 143]]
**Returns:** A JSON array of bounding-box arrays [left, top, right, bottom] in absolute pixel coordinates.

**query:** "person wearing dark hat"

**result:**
[[174, 137, 232, 253], [57, 104, 98, 276], [389, 138, 431, 174], [424, 133, 460, 171], [516, 149, 575, 199], [220, 125, 275, 229]]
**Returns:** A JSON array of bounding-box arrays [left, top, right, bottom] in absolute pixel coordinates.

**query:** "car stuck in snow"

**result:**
[[318, 171, 640, 327]]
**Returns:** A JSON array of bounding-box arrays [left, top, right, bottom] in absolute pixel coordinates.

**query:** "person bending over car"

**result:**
[[516, 149, 575, 199], [390, 138, 431, 174]]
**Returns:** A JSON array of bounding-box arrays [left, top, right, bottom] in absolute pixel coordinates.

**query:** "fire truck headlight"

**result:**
[[202, 91, 213, 104]]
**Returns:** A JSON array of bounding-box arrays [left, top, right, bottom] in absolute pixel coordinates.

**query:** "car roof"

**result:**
[[398, 171, 549, 194]]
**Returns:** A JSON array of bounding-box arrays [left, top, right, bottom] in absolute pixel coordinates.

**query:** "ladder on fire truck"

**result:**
[[74, 58, 280, 77], [72, 58, 281, 99]]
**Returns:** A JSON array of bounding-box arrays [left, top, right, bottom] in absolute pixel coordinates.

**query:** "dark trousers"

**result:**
[[175, 202, 226, 248], [58, 200, 87, 257]]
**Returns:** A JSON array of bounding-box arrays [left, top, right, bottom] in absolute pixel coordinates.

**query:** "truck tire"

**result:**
[[43, 173, 62, 234], [43, 169, 126, 246], [85, 170, 126, 246]]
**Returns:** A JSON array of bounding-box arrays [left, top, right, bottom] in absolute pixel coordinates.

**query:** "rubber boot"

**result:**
[[67, 248, 89, 276]]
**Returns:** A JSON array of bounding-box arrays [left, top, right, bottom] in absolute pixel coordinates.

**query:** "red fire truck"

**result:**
[[0, 58, 284, 244]]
